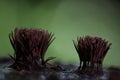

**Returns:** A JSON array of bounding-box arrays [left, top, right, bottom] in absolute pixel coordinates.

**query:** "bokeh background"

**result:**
[[0, 0, 120, 67]]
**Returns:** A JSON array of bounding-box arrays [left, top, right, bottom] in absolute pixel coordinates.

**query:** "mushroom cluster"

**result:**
[[9, 28, 55, 71], [73, 36, 111, 75]]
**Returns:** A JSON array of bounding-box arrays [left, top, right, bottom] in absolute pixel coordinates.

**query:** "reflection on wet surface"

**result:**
[[0, 66, 112, 80], [0, 58, 120, 80]]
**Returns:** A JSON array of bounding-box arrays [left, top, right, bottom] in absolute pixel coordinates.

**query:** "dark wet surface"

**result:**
[[0, 57, 120, 80], [0, 68, 109, 80]]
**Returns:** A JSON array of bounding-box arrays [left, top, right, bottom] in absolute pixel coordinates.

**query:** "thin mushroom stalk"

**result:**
[[73, 36, 111, 76]]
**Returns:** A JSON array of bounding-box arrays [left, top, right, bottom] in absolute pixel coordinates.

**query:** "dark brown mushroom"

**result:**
[[9, 28, 55, 71], [73, 36, 111, 76]]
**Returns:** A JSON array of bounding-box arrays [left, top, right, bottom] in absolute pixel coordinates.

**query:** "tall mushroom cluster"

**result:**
[[9, 28, 55, 71]]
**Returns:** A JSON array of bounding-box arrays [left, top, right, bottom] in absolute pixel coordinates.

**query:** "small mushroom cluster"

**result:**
[[73, 36, 111, 75]]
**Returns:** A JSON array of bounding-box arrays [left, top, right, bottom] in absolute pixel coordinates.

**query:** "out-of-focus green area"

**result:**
[[0, 0, 120, 66]]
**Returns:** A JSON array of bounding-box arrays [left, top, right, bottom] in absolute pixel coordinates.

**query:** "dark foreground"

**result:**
[[0, 57, 120, 80]]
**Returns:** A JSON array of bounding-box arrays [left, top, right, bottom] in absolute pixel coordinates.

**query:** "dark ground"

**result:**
[[0, 57, 120, 80]]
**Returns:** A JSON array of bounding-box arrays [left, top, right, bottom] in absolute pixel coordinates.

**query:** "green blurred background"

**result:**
[[0, 0, 120, 67]]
